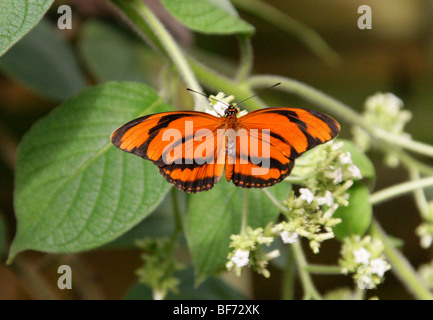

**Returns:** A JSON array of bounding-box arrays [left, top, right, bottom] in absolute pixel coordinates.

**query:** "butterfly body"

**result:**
[[111, 104, 340, 193]]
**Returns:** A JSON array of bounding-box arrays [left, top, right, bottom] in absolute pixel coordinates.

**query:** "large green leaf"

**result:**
[[0, 0, 54, 56], [104, 191, 177, 249], [9, 82, 172, 261], [185, 180, 288, 281], [124, 267, 246, 300], [333, 182, 372, 241], [0, 19, 86, 101], [161, 0, 254, 35]]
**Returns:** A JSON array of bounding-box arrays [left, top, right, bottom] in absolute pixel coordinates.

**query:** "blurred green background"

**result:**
[[1, 0, 433, 299]]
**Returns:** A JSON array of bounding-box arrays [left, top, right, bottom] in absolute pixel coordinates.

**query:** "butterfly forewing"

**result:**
[[111, 111, 225, 193], [238, 108, 340, 160]]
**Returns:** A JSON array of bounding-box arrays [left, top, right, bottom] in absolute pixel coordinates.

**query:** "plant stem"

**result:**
[[171, 188, 183, 234], [370, 220, 433, 300], [241, 189, 249, 234], [111, 0, 205, 110], [409, 169, 432, 221], [291, 241, 322, 300], [249, 75, 367, 123], [304, 264, 342, 275], [282, 246, 295, 300], [354, 286, 366, 300], [261, 188, 290, 214], [187, 57, 267, 110], [394, 148, 433, 176], [236, 36, 254, 82], [248, 75, 433, 159], [110, 0, 165, 53], [369, 176, 433, 206], [231, 0, 340, 66]]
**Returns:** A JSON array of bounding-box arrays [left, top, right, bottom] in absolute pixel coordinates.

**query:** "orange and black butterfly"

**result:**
[[111, 93, 340, 193]]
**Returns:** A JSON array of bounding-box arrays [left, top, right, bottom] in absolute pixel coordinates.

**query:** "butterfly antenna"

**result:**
[[235, 82, 281, 106], [187, 88, 230, 106]]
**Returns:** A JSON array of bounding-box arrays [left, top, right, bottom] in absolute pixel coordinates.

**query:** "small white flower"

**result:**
[[332, 167, 343, 184], [353, 247, 371, 265], [317, 191, 334, 207], [348, 165, 362, 179], [358, 273, 373, 290], [237, 110, 248, 117], [266, 249, 281, 260], [231, 249, 250, 268], [280, 231, 298, 244], [332, 141, 344, 151], [214, 101, 228, 116], [153, 290, 164, 300], [299, 188, 314, 204], [370, 258, 389, 277], [339, 152, 352, 165], [366, 93, 403, 115], [420, 234, 433, 249]]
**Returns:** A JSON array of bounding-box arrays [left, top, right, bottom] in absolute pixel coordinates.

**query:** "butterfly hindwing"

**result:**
[[158, 127, 226, 193], [225, 128, 295, 188]]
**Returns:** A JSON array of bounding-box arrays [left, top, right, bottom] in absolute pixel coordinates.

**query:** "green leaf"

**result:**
[[185, 181, 288, 281], [9, 82, 172, 261], [124, 267, 246, 300], [161, 0, 255, 35], [0, 18, 86, 101], [341, 139, 376, 189], [0, 0, 55, 56], [333, 182, 373, 241], [104, 192, 176, 249], [78, 20, 157, 84]]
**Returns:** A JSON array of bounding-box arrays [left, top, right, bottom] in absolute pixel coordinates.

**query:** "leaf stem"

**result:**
[[236, 36, 254, 82], [261, 188, 289, 214], [231, 0, 340, 65], [171, 188, 183, 234], [291, 241, 323, 300], [111, 0, 205, 109], [187, 57, 267, 110], [282, 246, 295, 300], [393, 148, 433, 176], [241, 189, 249, 234], [409, 169, 432, 221], [369, 176, 433, 206], [303, 264, 342, 275], [370, 220, 433, 300], [248, 75, 433, 159]]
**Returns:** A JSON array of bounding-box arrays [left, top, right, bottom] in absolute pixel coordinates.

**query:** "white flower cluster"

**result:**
[[275, 141, 363, 253], [226, 226, 278, 277], [226, 140, 366, 278], [339, 235, 390, 289], [352, 92, 412, 167]]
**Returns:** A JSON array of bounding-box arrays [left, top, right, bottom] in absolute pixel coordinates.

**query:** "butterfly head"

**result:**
[[224, 105, 239, 118]]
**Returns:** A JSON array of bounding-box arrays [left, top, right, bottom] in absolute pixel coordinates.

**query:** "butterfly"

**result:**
[[111, 99, 340, 193]]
